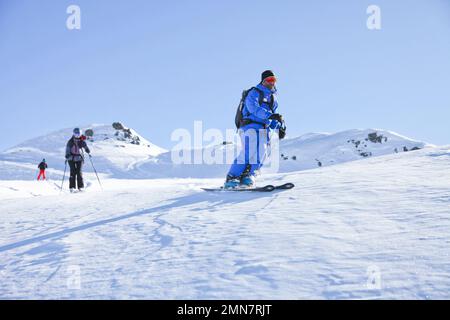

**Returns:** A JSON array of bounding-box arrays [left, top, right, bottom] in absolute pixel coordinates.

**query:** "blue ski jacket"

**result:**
[[241, 83, 281, 131]]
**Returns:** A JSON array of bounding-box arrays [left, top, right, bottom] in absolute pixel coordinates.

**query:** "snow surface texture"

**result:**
[[1, 144, 450, 299], [0, 124, 427, 180]]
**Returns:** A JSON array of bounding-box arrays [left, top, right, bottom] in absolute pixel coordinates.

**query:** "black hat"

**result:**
[[261, 70, 275, 82]]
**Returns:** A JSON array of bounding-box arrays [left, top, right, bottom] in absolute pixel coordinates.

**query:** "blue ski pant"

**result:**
[[227, 127, 269, 178]]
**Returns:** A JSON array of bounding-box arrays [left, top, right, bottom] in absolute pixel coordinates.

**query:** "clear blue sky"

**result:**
[[1, 0, 449, 151]]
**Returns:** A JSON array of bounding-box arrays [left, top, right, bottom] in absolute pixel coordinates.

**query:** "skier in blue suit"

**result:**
[[224, 70, 286, 189]]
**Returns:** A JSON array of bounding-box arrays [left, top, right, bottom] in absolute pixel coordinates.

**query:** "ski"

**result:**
[[274, 182, 295, 190], [202, 182, 294, 192]]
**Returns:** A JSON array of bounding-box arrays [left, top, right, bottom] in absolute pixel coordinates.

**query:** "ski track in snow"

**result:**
[[0, 147, 450, 299]]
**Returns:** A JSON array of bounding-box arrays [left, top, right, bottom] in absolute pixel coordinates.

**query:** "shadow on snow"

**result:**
[[0, 190, 278, 254]]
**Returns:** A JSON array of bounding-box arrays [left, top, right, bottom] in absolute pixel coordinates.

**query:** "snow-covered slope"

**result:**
[[0, 127, 428, 180], [132, 129, 428, 178], [1, 146, 449, 299], [277, 129, 428, 173], [0, 123, 166, 180]]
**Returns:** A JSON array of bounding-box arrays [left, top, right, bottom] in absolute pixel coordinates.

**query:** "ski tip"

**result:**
[[280, 183, 295, 189]]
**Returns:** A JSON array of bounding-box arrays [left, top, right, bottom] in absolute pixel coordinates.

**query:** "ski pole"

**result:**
[[60, 160, 67, 193], [88, 154, 103, 190]]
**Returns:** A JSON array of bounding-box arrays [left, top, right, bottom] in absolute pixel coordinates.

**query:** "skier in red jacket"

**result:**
[[37, 159, 48, 181]]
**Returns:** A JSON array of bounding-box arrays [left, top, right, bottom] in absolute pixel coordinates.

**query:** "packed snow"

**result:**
[[1, 140, 450, 299]]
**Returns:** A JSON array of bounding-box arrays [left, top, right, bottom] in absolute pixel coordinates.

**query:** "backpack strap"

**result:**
[[268, 94, 274, 112], [241, 87, 258, 118], [244, 87, 272, 111], [254, 87, 274, 113], [240, 87, 275, 128]]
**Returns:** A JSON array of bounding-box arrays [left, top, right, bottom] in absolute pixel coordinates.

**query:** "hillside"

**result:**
[[0, 126, 427, 180], [0, 123, 166, 180], [0, 146, 449, 298]]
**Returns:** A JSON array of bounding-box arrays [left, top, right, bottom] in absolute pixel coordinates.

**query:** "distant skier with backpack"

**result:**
[[65, 128, 91, 192], [224, 70, 286, 189], [37, 159, 48, 181]]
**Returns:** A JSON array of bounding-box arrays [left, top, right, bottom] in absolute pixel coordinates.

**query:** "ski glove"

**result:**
[[279, 126, 286, 140], [269, 113, 283, 122]]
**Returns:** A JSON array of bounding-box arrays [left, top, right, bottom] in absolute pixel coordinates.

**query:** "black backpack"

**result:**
[[234, 87, 274, 129]]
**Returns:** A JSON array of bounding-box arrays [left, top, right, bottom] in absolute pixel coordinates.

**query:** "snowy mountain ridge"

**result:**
[[132, 128, 429, 178], [0, 123, 166, 179], [0, 124, 429, 180]]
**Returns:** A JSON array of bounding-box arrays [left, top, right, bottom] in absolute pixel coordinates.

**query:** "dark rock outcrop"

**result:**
[[111, 123, 146, 147], [112, 122, 125, 130], [368, 132, 386, 144]]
